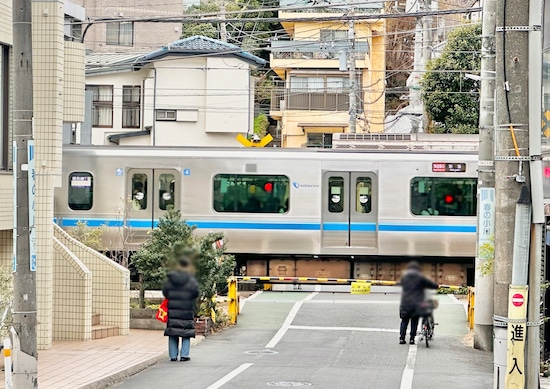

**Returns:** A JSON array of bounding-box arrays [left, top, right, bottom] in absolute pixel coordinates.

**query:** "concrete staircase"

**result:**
[[92, 313, 119, 340]]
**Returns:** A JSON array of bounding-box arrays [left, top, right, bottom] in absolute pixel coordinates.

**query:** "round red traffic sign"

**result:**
[[512, 293, 524, 307]]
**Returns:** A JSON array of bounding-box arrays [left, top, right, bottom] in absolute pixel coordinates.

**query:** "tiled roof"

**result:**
[[134, 36, 266, 68]]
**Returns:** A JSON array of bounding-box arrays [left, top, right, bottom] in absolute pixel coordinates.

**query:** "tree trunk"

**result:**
[[139, 274, 146, 309]]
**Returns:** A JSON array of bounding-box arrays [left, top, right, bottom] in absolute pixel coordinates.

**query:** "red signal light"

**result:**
[[444, 194, 454, 204], [264, 182, 273, 193], [544, 167, 550, 177]]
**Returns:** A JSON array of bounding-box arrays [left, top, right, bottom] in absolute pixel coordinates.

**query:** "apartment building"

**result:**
[[269, 0, 386, 148]]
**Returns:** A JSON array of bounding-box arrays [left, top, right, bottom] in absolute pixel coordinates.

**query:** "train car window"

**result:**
[[159, 174, 175, 210], [355, 177, 372, 214], [68, 172, 93, 211], [213, 174, 289, 213], [410, 177, 477, 216], [328, 177, 344, 213], [131, 173, 148, 210]]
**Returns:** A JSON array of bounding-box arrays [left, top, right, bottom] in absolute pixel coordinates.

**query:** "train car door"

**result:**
[[127, 169, 180, 229], [321, 172, 377, 249]]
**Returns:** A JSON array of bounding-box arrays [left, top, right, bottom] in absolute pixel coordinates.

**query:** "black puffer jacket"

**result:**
[[399, 268, 438, 317], [162, 270, 199, 338]]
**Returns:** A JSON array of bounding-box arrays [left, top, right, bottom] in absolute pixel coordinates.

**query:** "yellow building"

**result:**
[[269, 3, 386, 148]]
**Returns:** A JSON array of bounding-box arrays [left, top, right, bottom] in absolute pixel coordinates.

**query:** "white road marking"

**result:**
[[265, 292, 318, 348], [239, 290, 263, 313], [206, 363, 254, 389], [447, 294, 469, 316], [304, 300, 398, 304], [290, 325, 399, 333], [400, 343, 418, 389]]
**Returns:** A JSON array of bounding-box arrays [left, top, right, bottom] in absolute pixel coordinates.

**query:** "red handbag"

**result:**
[[156, 299, 168, 323]]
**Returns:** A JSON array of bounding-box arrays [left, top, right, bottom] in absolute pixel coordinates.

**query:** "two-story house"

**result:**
[[269, 1, 386, 148], [84, 36, 266, 146]]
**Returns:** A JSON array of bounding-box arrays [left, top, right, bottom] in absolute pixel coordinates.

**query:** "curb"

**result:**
[[78, 335, 206, 389]]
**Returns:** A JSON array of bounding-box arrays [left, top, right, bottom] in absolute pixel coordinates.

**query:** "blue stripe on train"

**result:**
[[56, 218, 476, 233]]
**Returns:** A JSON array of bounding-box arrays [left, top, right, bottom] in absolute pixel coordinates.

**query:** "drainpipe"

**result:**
[[152, 67, 157, 146]]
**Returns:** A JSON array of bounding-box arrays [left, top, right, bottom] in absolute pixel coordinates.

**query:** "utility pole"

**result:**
[[12, 0, 37, 386], [473, 0, 496, 352], [526, 0, 544, 387], [348, 6, 357, 134], [493, 0, 530, 387]]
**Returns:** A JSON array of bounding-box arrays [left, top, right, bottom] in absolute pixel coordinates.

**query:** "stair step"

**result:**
[[92, 313, 100, 326], [92, 325, 119, 340]]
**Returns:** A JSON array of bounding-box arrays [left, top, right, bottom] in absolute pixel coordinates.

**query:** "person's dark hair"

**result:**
[[405, 261, 421, 271], [178, 256, 190, 267]]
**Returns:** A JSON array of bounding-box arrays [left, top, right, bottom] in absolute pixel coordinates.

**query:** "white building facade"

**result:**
[[85, 36, 266, 147]]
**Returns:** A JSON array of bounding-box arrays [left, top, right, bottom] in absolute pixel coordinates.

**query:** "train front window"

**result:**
[[131, 173, 148, 210], [159, 174, 175, 210], [355, 177, 372, 214], [410, 177, 477, 216], [328, 177, 344, 213], [213, 174, 289, 213], [68, 172, 93, 210]]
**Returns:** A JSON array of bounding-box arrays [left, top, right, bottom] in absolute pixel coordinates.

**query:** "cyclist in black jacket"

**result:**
[[399, 261, 439, 344]]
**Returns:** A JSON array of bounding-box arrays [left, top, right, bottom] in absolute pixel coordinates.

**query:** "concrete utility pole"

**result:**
[[348, 7, 357, 134], [494, 0, 544, 388], [12, 0, 37, 386], [473, 0, 496, 352]]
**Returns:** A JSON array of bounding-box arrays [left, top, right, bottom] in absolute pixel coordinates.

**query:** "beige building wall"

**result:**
[[32, 0, 66, 350], [74, 0, 182, 53], [0, 0, 12, 45]]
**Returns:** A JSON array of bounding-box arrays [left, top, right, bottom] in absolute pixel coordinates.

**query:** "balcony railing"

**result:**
[[270, 39, 368, 61], [271, 88, 353, 111]]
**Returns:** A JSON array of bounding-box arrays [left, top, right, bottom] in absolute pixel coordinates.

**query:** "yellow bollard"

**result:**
[[228, 277, 238, 325], [467, 287, 475, 330]]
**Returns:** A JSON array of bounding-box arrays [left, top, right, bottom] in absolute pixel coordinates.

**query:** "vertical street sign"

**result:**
[[28, 140, 36, 272], [478, 188, 495, 258], [12, 141, 16, 273], [505, 285, 528, 388]]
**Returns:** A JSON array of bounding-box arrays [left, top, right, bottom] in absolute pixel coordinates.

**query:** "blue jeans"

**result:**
[[169, 336, 190, 359]]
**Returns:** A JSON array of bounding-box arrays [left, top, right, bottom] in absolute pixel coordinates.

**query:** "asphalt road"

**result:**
[[113, 290, 493, 389]]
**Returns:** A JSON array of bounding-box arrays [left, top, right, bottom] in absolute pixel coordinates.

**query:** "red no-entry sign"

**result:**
[[512, 293, 524, 307]]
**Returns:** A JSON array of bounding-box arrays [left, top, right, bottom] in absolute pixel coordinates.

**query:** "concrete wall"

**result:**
[[53, 238, 92, 341], [54, 224, 130, 335]]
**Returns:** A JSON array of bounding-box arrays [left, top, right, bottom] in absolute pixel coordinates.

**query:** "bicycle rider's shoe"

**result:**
[[399, 339, 406, 344], [409, 339, 415, 345]]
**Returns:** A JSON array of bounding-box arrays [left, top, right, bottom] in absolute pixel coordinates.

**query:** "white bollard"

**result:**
[[3, 338, 12, 389]]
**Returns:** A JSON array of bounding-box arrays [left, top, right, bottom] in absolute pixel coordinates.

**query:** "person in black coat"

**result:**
[[399, 261, 438, 345], [162, 256, 199, 361]]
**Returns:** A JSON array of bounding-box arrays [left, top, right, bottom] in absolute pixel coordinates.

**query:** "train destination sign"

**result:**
[[432, 162, 466, 173]]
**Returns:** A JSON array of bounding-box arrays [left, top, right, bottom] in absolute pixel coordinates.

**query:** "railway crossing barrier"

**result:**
[[226, 276, 462, 325]]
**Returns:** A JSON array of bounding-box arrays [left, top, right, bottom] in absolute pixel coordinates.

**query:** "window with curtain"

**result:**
[[106, 22, 134, 46], [122, 86, 141, 128], [87, 85, 113, 127]]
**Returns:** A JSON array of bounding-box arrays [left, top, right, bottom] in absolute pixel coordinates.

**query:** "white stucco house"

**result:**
[[84, 36, 266, 146]]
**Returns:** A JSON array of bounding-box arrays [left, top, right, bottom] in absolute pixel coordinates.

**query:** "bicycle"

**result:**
[[419, 313, 435, 347]]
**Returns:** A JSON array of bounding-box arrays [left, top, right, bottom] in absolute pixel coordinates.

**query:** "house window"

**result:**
[[306, 133, 333, 148], [106, 22, 134, 46], [156, 109, 176, 121], [122, 86, 140, 128], [87, 85, 113, 127], [320, 29, 348, 43], [0, 45, 8, 169]]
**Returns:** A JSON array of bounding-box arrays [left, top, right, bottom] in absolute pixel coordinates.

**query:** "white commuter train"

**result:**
[[55, 143, 480, 285]]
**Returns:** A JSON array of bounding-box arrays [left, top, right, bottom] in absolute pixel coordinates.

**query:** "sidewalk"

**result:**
[[0, 330, 204, 389]]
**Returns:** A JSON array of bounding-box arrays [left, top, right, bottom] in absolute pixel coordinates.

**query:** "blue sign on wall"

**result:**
[[183, 169, 191, 176]]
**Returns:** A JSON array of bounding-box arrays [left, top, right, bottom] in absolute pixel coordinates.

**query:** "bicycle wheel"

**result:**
[[423, 319, 430, 348]]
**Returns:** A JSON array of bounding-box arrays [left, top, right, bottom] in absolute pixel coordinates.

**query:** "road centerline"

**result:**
[[400, 343, 418, 389], [265, 292, 318, 349]]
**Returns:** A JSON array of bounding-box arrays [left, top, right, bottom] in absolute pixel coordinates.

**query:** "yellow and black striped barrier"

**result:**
[[226, 276, 462, 325]]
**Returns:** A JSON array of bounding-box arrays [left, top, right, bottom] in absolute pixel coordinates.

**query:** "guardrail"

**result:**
[[226, 276, 462, 325]]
